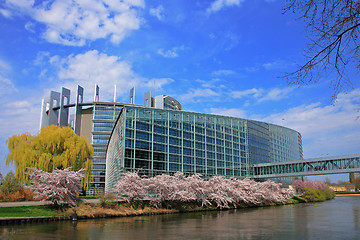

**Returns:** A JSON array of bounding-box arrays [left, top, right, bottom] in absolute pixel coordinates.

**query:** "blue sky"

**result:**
[[0, 0, 359, 182]]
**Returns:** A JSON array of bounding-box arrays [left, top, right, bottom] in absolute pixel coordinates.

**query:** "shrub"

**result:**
[[323, 188, 336, 200], [98, 192, 117, 208], [0, 172, 37, 202], [292, 180, 329, 192], [0, 172, 22, 194], [0, 189, 36, 202], [292, 180, 335, 202], [302, 187, 327, 202]]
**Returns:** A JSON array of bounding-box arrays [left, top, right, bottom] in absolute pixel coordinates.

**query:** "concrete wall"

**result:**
[[80, 107, 93, 144]]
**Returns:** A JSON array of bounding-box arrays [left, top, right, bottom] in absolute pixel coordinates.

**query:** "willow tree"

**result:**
[[6, 125, 93, 189]]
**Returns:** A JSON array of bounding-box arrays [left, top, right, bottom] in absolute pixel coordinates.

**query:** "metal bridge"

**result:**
[[252, 154, 360, 179]]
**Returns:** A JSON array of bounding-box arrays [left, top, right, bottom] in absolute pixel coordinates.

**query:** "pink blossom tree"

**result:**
[[113, 172, 295, 209], [184, 173, 211, 207], [114, 172, 150, 203], [26, 167, 84, 206], [292, 179, 330, 192], [292, 179, 305, 193]]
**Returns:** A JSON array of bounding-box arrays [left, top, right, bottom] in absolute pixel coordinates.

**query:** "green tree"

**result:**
[[6, 125, 93, 189], [349, 172, 360, 191], [282, 0, 360, 99], [0, 172, 22, 194]]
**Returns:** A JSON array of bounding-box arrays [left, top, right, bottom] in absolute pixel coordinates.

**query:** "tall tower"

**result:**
[[130, 87, 135, 104]]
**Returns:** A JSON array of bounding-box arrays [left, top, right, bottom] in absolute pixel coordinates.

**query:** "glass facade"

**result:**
[[105, 106, 303, 192], [90, 103, 122, 193], [269, 124, 303, 163], [247, 120, 270, 164]]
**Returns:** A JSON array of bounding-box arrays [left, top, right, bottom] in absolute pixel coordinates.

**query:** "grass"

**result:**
[[286, 196, 306, 204], [0, 194, 334, 219], [0, 206, 68, 218], [0, 198, 311, 219], [0, 202, 177, 219], [68, 202, 177, 218], [335, 191, 360, 194]]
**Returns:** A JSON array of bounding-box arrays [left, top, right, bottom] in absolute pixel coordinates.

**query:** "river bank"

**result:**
[[0, 185, 337, 225], [1, 197, 359, 240], [0, 196, 308, 225], [0, 207, 177, 225], [336, 194, 360, 196]]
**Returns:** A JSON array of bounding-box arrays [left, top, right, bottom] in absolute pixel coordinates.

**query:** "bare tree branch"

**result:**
[[281, 0, 360, 99]]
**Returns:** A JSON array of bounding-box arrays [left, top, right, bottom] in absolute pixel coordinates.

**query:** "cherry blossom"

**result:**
[[113, 172, 295, 209], [292, 179, 329, 192], [26, 167, 84, 206]]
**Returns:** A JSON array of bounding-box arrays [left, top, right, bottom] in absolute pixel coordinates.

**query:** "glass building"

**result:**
[[90, 103, 123, 193], [40, 86, 187, 195], [105, 106, 303, 192], [40, 85, 302, 194]]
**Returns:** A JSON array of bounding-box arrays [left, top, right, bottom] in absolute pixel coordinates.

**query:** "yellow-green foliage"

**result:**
[[302, 187, 336, 202], [0, 172, 22, 194], [6, 125, 93, 189]]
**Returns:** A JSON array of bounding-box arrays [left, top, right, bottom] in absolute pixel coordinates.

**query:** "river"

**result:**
[[1, 196, 359, 239]]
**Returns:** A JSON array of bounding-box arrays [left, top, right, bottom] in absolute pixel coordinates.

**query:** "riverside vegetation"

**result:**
[[6, 126, 93, 189], [291, 179, 335, 202], [2, 126, 335, 219], [0, 170, 335, 219]]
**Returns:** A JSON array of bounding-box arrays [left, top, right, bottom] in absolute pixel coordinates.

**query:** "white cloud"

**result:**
[[0, 8, 12, 18], [24, 21, 36, 33], [146, 78, 174, 90], [262, 89, 360, 158], [0, 60, 40, 151], [50, 50, 173, 102], [257, 87, 295, 102], [0, 76, 17, 98], [0, 58, 17, 98], [263, 60, 291, 70], [207, 0, 244, 14], [157, 49, 178, 58], [232, 88, 263, 99], [0, 59, 10, 71], [149, 5, 165, 20], [0, 97, 40, 137], [3, 100, 35, 116], [4, 0, 145, 46], [224, 32, 240, 50], [0, 96, 39, 177], [0, 96, 41, 176], [231, 87, 295, 102], [180, 88, 221, 102], [209, 107, 247, 118], [5, 0, 33, 10], [196, 78, 223, 88], [34, 51, 51, 66], [212, 70, 236, 76], [56, 50, 139, 101], [157, 46, 185, 58], [245, 66, 258, 72]]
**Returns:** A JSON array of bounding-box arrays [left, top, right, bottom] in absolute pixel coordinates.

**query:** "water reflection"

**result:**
[[354, 204, 359, 231], [1, 197, 360, 239]]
